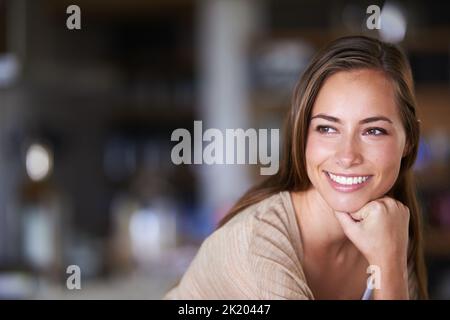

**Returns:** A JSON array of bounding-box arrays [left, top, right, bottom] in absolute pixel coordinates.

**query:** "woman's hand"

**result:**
[[334, 196, 409, 265], [334, 196, 410, 299]]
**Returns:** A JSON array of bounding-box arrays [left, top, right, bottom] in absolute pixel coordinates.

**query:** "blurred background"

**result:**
[[0, 0, 449, 299]]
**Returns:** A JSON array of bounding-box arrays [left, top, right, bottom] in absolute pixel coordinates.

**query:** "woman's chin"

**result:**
[[327, 198, 367, 214]]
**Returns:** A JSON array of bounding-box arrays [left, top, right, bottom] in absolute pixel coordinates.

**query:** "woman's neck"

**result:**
[[291, 188, 355, 261], [291, 188, 369, 299]]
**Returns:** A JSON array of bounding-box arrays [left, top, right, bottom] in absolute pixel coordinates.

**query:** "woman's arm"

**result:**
[[371, 258, 409, 300], [334, 197, 411, 299]]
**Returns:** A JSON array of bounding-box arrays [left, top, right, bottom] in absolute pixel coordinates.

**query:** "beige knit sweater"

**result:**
[[164, 191, 417, 299]]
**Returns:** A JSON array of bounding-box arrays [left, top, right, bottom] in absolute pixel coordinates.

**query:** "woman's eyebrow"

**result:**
[[311, 114, 393, 124], [311, 114, 341, 123], [359, 116, 393, 124]]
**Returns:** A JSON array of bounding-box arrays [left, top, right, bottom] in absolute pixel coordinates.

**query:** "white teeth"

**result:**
[[327, 172, 369, 185]]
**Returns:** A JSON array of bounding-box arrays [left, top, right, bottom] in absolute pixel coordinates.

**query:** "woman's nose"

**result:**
[[335, 137, 363, 168]]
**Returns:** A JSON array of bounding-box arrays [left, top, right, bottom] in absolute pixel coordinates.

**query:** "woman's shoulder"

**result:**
[[197, 192, 291, 260], [218, 191, 301, 259], [227, 192, 301, 249], [166, 191, 312, 299], [224, 191, 295, 231], [221, 191, 312, 298], [163, 194, 284, 299]]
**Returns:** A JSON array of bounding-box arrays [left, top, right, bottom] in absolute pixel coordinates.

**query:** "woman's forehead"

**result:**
[[312, 69, 400, 120]]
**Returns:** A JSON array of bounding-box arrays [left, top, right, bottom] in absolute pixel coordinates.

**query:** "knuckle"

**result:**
[[371, 200, 385, 212], [404, 206, 411, 218]]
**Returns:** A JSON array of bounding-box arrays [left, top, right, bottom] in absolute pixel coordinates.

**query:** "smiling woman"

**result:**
[[306, 69, 408, 214], [164, 35, 428, 300]]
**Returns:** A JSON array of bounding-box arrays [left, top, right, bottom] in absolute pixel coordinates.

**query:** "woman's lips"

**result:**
[[324, 170, 372, 193]]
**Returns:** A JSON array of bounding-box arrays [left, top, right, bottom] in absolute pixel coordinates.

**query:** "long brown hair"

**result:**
[[217, 35, 428, 299]]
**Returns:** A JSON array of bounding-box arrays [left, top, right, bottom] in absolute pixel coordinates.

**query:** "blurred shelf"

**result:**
[[425, 227, 450, 258], [403, 28, 450, 53], [265, 24, 450, 57], [416, 85, 450, 134], [43, 0, 194, 19], [109, 107, 196, 134], [416, 165, 450, 191]]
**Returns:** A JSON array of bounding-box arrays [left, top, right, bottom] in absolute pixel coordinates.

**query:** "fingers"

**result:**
[[377, 197, 398, 213], [334, 197, 411, 264], [376, 197, 410, 220], [334, 211, 361, 241], [348, 200, 382, 222], [350, 205, 371, 221]]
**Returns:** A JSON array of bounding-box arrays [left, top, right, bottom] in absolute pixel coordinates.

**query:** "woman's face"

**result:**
[[305, 69, 407, 213]]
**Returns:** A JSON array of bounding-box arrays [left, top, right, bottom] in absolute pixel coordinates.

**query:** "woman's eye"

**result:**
[[316, 125, 337, 134], [364, 128, 387, 136]]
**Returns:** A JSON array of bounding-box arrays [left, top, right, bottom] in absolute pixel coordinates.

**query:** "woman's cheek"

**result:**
[[369, 145, 403, 193], [306, 137, 334, 165]]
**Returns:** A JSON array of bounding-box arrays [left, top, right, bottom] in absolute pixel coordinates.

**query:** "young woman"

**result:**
[[164, 35, 428, 300]]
